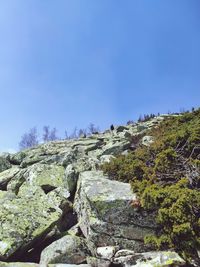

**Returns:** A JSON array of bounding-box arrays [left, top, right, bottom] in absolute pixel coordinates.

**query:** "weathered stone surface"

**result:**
[[115, 126, 129, 133], [71, 138, 103, 152], [9, 151, 26, 165], [0, 190, 15, 204], [0, 116, 178, 265], [7, 164, 66, 196], [96, 246, 118, 260], [142, 135, 154, 147], [49, 265, 91, 267], [99, 155, 115, 164], [0, 157, 11, 173], [136, 125, 148, 132], [86, 256, 110, 267], [0, 263, 91, 267], [23, 164, 65, 191], [0, 186, 62, 259], [74, 157, 99, 173], [6, 169, 27, 194], [40, 235, 88, 264], [114, 250, 186, 267], [67, 223, 82, 237], [74, 171, 156, 254], [64, 164, 78, 193], [101, 140, 130, 155], [0, 263, 39, 267], [0, 167, 20, 190]]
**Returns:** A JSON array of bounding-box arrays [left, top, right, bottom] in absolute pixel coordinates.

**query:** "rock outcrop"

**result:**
[[74, 171, 156, 255], [0, 116, 187, 266]]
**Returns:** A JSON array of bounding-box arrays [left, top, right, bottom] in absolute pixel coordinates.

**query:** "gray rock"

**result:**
[[64, 164, 79, 193], [0, 263, 91, 267], [9, 151, 26, 165], [0, 263, 39, 267], [102, 140, 130, 155], [49, 265, 91, 267], [71, 139, 103, 153], [114, 250, 186, 267], [61, 150, 77, 167], [142, 135, 154, 147], [68, 223, 82, 237], [40, 235, 88, 264], [6, 168, 27, 194], [0, 186, 62, 259], [99, 155, 115, 164], [136, 125, 148, 132], [96, 246, 118, 260], [86, 256, 110, 267], [74, 171, 156, 254], [0, 167, 20, 190], [115, 126, 129, 133], [0, 157, 11, 173], [23, 163, 65, 192]]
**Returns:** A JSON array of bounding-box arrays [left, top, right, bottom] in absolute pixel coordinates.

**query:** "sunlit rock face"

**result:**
[[0, 116, 186, 266], [74, 170, 156, 255]]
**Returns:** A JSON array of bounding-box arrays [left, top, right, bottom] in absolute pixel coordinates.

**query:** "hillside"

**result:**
[[103, 108, 200, 264], [0, 109, 199, 267]]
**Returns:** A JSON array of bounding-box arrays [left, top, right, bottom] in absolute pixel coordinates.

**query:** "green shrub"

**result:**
[[102, 108, 200, 258], [154, 148, 177, 173], [142, 179, 200, 257]]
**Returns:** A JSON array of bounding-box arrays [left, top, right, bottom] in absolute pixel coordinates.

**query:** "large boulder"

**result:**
[[0, 185, 62, 260], [23, 163, 65, 192], [64, 164, 79, 194], [74, 171, 156, 255], [7, 164, 66, 195], [0, 167, 20, 190], [101, 140, 130, 155], [0, 263, 39, 267], [0, 157, 11, 173], [40, 234, 88, 265], [113, 250, 186, 267], [0, 263, 91, 267], [87, 249, 186, 267]]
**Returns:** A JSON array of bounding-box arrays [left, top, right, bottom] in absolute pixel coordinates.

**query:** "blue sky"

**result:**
[[0, 0, 200, 151]]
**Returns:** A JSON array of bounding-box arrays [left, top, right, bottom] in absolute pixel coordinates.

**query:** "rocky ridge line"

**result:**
[[0, 116, 187, 267]]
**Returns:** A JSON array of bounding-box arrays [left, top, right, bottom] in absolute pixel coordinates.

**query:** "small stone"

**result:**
[[142, 135, 154, 146], [96, 246, 118, 260]]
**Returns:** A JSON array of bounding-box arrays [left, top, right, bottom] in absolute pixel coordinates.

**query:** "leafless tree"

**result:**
[[78, 128, 87, 137], [88, 123, 99, 134], [43, 126, 58, 142], [69, 127, 78, 139], [64, 130, 69, 140], [19, 127, 39, 150], [49, 127, 58, 141]]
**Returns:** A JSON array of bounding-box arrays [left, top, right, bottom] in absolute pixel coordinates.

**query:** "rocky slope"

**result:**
[[0, 116, 187, 267]]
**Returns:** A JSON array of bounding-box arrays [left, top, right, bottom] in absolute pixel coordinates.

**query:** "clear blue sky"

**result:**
[[0, 0, 200, 152]]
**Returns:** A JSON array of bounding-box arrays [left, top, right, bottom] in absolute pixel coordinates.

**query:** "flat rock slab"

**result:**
[[0, 186, 62, 260]]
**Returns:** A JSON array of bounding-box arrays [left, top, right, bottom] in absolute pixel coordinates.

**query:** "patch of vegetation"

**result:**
[[102, 108, 200, 259]]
